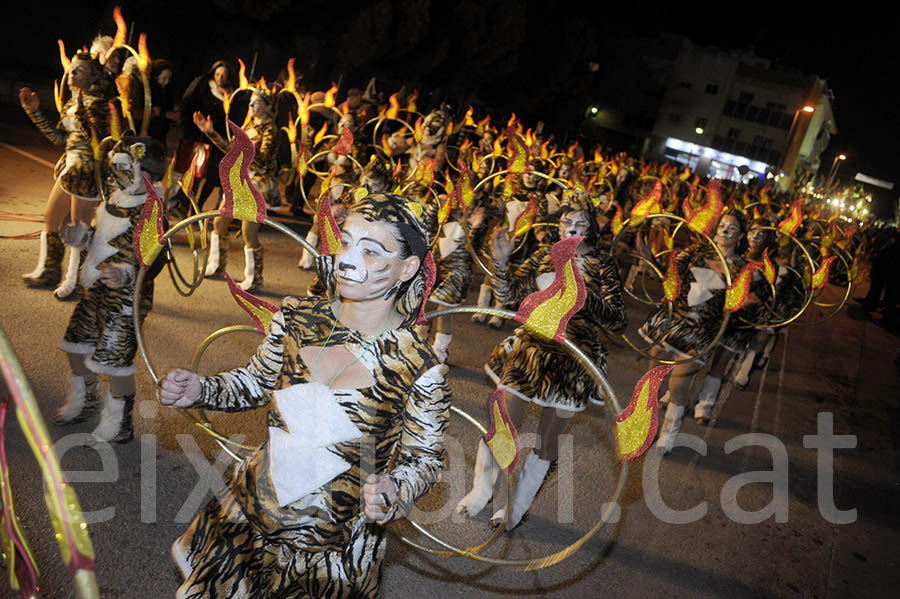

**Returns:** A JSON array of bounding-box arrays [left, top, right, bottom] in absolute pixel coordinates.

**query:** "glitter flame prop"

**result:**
[[219, 121, 267, 224], [725, 261, 760, 312], [777, 199, 803, 237], [112, 6, 127, 47], [334, 126, 354, 156], [513, 236, 586, 344], [483, 388, 521, 475], [133, 174, 166, 270], [285, 58, 297, 94], [324, 83, 338, 108], [611, 203, 624, 237], [662, 249, 681, 303], [629, 180, 663, 226], [457, 159, 475, 210], [512, 195, 538, 239], [761, 248, 776, 285], [386, 93, 400, 119], [317, 194, 343, 256], [225, 274, 280, 335], [685, 180, 724, 237], [615, 365, 674, 461], [810, 255, 837, 289]]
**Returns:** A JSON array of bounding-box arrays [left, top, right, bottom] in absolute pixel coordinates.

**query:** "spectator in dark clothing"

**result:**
[[148, 59, 175, 149]]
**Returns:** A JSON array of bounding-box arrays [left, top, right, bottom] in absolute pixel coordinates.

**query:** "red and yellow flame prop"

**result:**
[[611, 203, 624, 237], [133, 174, 166, 269], [112, 6, 127, 47], [848, 253, 864, 284], [725, 261, 760, 312], [313, 121, 329, 147], [316, 194, 342, 256], [108, 101, 122, 140], [678, 166, 691, 181], [413, 116, 424, 144], [437, 191, 453, 226], [482, 388, 521, 475], [777, 199, 803, 237], [219, 121, 267, 224], [463, 106, 475, 127], [513, 236, 586, 344], [760, 184, 772, 206], [334, 125, 354, 156], [295, 142, 311, 179], [616, 364, 674, 461], [685, 180, 725, 236], [380, 133, 393, 157], [414, 158, 436, 187], [567, 141, 579, 158], [385, 93, 400, 120], [137, 33, 150, 74], [285, 58, 298, 94], [662, 249, 681, 303], [476, 115, 491, 136], [506, 129, 528, 174], [761, 248, 776, 285], [225, 274, 280, 335], [810, 255, 837, 289], [406, 90, 418, 113], [57, 39, 70, 72], [457, 159, 475, 210], [298, 92, 310, 128], [512, 195, 538, 239], [629, 180, 663, 226], [323, 83, 338, 108]]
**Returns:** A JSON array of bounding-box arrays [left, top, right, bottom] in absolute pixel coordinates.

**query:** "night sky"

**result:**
[[6, 2, 897, 213]]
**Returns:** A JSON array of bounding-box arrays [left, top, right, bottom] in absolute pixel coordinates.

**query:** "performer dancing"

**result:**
[[456, 194, 627, 530], [159, 193, 449, 598], [20, 51, 109, 297], [195, 84, 280, 292]]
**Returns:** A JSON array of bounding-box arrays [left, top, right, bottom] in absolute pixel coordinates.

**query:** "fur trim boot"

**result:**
[[432, 332, 453, 364], [239, 246, 263, 292], [23, 231, 64, 288], [693, 376, 723, 424], [733, 350, 756, 387], [204, 232, 227, 277], [657, 403, 686, 454], [53, 246, 83, 300], [90, 392, 134, 444], [471, 283, 492, 324], [488, 300, 505, 329], [298, 229, 318, 269], [456, 439, 501, 517], [490, 451, 553, 530], [54, 374, 101, 425]]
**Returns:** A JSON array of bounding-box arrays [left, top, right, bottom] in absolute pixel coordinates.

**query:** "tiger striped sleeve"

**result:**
[[385, 364, 451, 522], [583, 252, 628, 333], [491, 246, 547, 307], [253, 122, 278, 173], [24, 106, 66, 146], [195, 309, 285, 411], [84, 96, 110, 140], [201, 128, 231, 156]]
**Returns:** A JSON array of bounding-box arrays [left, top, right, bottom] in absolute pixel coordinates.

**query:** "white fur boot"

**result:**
[[733, 350, 756, 387], [204, 232, 227, 277], [488, 300, 504, 329], [90, 391, 134, 444], [238, 246, 263, 292], [490, 451, 551, 530], [472, 283, 492, 323], [432, 332, 453, 364], [456, 439, 501, 517], [693, 376, 723, 424], [54, 374, 101, 425], [656, 403, 686, 454], [53, 247, 82, 299], [22, 230, 50, 279], [298, 229, 318, 269]]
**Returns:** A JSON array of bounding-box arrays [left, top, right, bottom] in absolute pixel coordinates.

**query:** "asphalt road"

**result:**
[[0, 107, 898, 598]]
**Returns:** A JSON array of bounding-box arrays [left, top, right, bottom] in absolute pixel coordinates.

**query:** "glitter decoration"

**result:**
[[483, 388, 521, 474], [219, 121, 267, 224], [225, 274, 280, 334], [662, 249, 681, 303], [761, 248, 776, 285], [725, 261, 761, 312], [616, 364, 674, 461], [133, 173, 166, 270], [685, 179, 724, 237]]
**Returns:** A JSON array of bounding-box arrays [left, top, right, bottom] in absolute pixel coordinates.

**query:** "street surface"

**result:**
[[0, 105, 898, 598]]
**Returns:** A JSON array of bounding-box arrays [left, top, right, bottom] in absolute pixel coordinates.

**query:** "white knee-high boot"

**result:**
[[53, 246, 82, 299], [22, 230, 50, 279], [90, 391, 134, 444], [490, 451, 552, 530], [456, 439, 501, 517], [205, 232, 227, 277], [432, 332, 453, 364], [733, 350, 756, 387], [472, 283, 492, 323], [238, 246, 263, 292], [656, 403, 686, 454], [693, 376, 722, 423], [298, 229, 318, 269], [54, 374, 101, 425]]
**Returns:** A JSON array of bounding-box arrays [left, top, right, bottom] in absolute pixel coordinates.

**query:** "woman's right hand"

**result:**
[[19, 88, 39, 112], [158, 368, 202, 408], [492, 226, 515, 263], [193, 111, 213, 134]]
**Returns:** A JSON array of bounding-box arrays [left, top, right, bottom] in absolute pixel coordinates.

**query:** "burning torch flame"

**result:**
[[219, 121, 267, 224], [317, 194, 342, 256], [685, 180, 724, 237], [514, 236, 587, 344], [662, 249, 681, 303], [483, 388, 521, 475], [133, 174, 165, 269], [225, 273, 279, 334], [725, 261, 761, 312], [616, 365, 675, 461]]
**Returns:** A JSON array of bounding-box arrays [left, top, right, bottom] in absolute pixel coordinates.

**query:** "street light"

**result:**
[[780, 105, 816, 179], [827, 153, 847, 188]]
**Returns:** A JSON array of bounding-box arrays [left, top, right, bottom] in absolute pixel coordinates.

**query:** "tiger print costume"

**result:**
[[638, 242, 747, 362], [175, 194, 450, 598], [484, 242, 627, 410], [24, 92, 110, 199]]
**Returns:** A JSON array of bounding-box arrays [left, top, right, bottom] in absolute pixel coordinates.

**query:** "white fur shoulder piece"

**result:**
[[81, 202, 131, 288]]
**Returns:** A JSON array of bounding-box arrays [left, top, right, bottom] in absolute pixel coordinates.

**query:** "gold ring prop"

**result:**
[[794, 244, 854, 327]]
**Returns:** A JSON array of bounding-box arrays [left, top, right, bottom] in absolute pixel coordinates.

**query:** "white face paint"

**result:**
[[522, 171, 539, 189], [558, 210, 590, 240], [249, 94, 271, 119], [336, 213, 414, 301], [747, 224, 768, 251], [715, 214, 742, 252], [68, 58, 95, 91]]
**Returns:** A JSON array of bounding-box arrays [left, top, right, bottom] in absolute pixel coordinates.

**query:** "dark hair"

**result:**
[[719, 210, 748, 256], [150, 58, 174, 79], [207, 60, 234, 85]]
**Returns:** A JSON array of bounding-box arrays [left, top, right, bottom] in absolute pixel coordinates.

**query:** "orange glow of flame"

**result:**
[[113, 7, 127, 47], [225, 273, 280, 335], [725, 261, 760, 312], [616, 364, 674, 461], [137, 33, 150, 73], [464, 106, 475, 126], [218, 121, 267, 224], [514, 236, 586, 344], [685, 180, 724, 237], [133, 174, 166, 270], [525, 128, 534, 147], [406, 89, 418, 113], [386, 93, 400, 119], [594, 147, 603, 163], [237, 58, 249, 90], [483, 388, 521, 474], [313, 121, 329, 147], [57, 39, 70, 71], [629, 180, 663, 226], [317, 193, 343, 256], [324, 83, 338, 108], [567, 141, 579, 158], [285, 58, 297, 94], [662, 249, 681, 303]]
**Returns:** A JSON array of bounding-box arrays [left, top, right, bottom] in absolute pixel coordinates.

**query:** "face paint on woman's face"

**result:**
[[715, 214, 742, 251], [68, 59, 95, 91], [747, 224, 767, 250], [559, 210, 590, 240], [336, 213, 409, 301]]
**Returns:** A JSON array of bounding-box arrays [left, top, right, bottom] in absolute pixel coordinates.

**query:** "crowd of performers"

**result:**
[[13, 13, 875, 597]]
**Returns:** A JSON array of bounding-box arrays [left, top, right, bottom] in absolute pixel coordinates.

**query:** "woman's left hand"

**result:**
[[363, 474, 398, 522]]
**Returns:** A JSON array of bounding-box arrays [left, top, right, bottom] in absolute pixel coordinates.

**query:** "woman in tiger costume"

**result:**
[[19, 50, 110, 298], [159, 193, 449, 598], [195, 84, 280, 292], [637, 211, 749, 452], [56, 135, 167, 443], [456, 193, 627, 531]]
